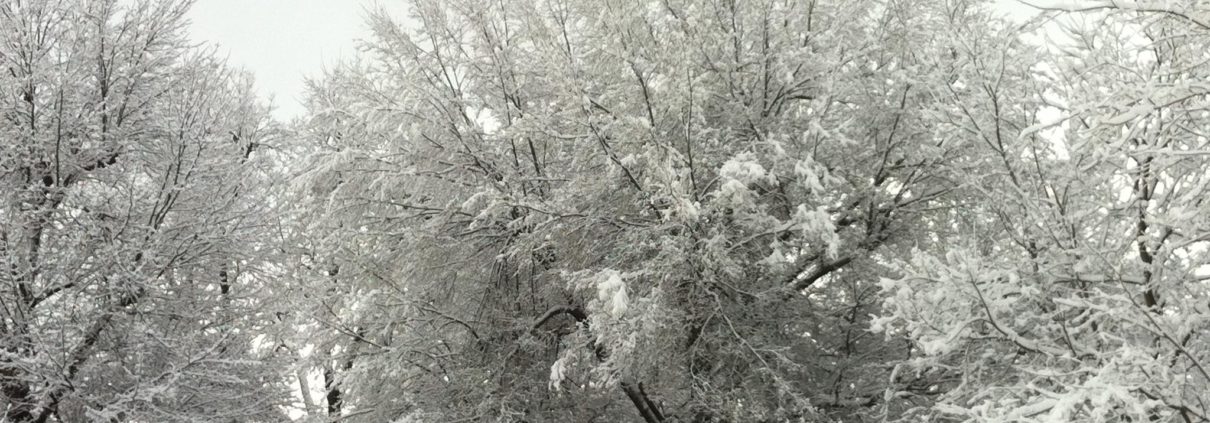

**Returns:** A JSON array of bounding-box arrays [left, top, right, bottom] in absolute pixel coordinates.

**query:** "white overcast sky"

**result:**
[[187, 0, 1037, 121], [187, 0, 409, 120]]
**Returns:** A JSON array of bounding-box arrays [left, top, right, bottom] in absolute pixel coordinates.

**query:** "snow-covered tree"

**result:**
[[290, 0, 1031, 421], [874, 2, 1210, 421], [0, 1, 290, 421]]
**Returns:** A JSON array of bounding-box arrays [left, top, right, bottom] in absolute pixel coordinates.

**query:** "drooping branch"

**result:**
[[533, 305, 665, 422]]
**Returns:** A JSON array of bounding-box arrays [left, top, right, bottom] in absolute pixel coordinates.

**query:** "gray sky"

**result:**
[[993, 0, 1041, 21], [187, 0, 1038, 122], [187, 0, 408, 120]]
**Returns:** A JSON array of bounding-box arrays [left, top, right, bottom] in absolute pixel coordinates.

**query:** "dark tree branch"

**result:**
[[532, 305, 588, 330]]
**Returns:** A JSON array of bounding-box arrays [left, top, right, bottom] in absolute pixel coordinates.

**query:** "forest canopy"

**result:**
[[1, 0, 1209, 422]]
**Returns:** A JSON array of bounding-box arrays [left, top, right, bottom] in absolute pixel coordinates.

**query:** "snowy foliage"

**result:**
[[0, 1, 290, 421], [10, 0, 1210, 422], [283, 0, 1043, 421], [872, 5, 1210, 422]]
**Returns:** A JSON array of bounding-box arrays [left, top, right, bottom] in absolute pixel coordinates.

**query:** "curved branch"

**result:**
[[532, 305, 587, 330]]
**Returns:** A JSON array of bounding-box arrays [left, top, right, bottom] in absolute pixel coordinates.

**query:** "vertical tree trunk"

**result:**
[[324, 367, 342, 416]]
